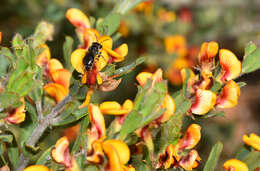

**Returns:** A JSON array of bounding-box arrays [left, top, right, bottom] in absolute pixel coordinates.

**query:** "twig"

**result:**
[[17, 95, 72, 171], [35, 101, 43, 121]]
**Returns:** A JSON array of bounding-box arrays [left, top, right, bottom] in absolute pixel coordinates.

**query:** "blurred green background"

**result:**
[[1, 0, 260, 169]]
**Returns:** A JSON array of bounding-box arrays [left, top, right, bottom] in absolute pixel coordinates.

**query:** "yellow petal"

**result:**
[[83, 28, 99, 49], [102, 142, 124, 171], [223, 159, 248, 171], [44, 83, 69, 103], [79, 89, 94, 109], [216, 80, 240, 108], [51, 136, 72, 168], [86, 140, 105, 164], [95, 50, 109, 71], [179, 150, 201, 170], [66, 8, 90, 30], [36, 44, 51, 67], [112, 44, 129, 62], [103, 139, 130, 164], [6, 98, 25, 124], [100, 99, 133, 115], [158, 144, 176, 169], [49, 58, 63, 74], [136, 72, 153, 87], [99, 36, 113, 49], [198, 41, 218, 64], [243, 133, 260, 151], [122, 99, 134, 114], [70, 49, 86, 74], [88, 104, 106, 138], [191, 89, 217, 115], [178, 124, 201, 150], [24, 165, 49, 171], [51, 69, 71, 89], [157, 94, 175, 123], [216, 49, 242, 82]]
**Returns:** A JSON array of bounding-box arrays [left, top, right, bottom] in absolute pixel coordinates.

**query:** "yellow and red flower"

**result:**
[[157, 8, 176, 23], [164, 35, 187, 56], [51, 136, 79, 171], [243, 133, 260, 151], [216, 80, 240, 108], [223, 159, 248, 171], [5, 98, 26, 124]]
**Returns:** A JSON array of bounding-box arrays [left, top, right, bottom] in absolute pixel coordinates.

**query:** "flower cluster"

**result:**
[[183, 41, 241, 115]]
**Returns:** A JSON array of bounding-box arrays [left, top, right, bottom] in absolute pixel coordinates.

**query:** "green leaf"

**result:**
[[0, 48, 11, 77], [242, 46, 260, 73], [101, 64, 116, 76], [242, 151, 260, 170], [0, 91, 22, 108], [237, 81, 247, 88], [235, 145, 251, 161], [32, 21, 54, 48], [112, 0, 147, 14], [36, 146, 53, 165], [96, 13, 121, 36], [182, 68, 191, 97], [63, 36, 74, 71], [0, 134, 13, 143], [72, 116, 89, 153], [120, 80, 167, 140], [114, 57, 145, 77], [12, 34, 24, 57], [196, 111, 225, 119], [244, 42, 257, 60], [6, 132, 19, 170], [173, 91, 192, 115], [203, 141, 223, 171]]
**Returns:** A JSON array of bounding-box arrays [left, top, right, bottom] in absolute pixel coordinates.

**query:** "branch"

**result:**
[[35, 100, 43, 121], [17, 95, 72, 171]]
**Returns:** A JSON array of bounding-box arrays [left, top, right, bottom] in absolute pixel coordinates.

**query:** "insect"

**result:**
[[83, 42, 103, 71]]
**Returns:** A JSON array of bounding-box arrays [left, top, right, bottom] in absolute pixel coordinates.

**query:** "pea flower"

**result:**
[[51, 136, 79, 171], [164, 35, 187, 56], [243, 133, 260, 151], [157, 8, 176, 23], [86, 104, 135, 170], [5, 98, 26, 124], [223, 159, 248, 171], [134, 0, 154, 16], [157, 124, 202, 170], [67, 8, 128, 87]]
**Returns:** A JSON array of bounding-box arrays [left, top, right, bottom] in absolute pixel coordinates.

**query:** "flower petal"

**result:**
[[223, 159, 248, 171], [191, 89, 216, 115], [178, 124, 201, 150], [103, 44, 128, 62], [136, 72, 153, 86], [95, 49, 109, 71], [179, 150, 201, 170], [122, 99, 134, 114], [198, 41, 218, 64], [5, 98, 25, 124], [164, 35, 187, 56], [157, 94, 175, 123], [88, 104, 106, 138], [102, 142, 123, 171], [216, 49, 242, 82], [49, 58, 63, 74], [157, 144, 176, 169], [44, 83, 69, 103], [66, 8, 90, 30], [99, 99, 133, 115], [103, 139, 130, 164], [243, 133, 260, 151], [71, 49, 86, 74], [99, 36, 113, 49], [51, 136, 72, 168], [0, 32, 2, 44], [216, 80, 240, 108], [36, 44, 51, 67], [51, 69, 71, 89], [83, 28, 99, 49], [63, 124, 80, 142], [87, 140, 105, 164], [79, 89, 94, 109], [24, 165, 49, 171]]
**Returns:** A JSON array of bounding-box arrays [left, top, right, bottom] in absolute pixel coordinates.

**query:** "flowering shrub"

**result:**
[[0, 0, 260, 171]]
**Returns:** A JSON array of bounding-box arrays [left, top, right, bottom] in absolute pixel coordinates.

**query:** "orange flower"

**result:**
[[164, 35, 187, 56], [156, 94, 175, 123], [223, 159, 248, 171], [177, 124, 201, 151], [198, 41, 218, 78], [44, 83, 69, 103], [179, 150, 201, 170], [118, 21, 130, 37], [51, 136, 79, 170], [5, 98, 26, 124], [157, 144, 176, 169], [86, 140, 105, 164], [63, 124, 80, 142], [136, 68, 163, 87], [66, 8, 90, 32], [0, 32, 2, 44], [216, 80, 240, 108], [216, 49, 241, 83], [36, 44, 51, 67], [190, 89, 217, 115], [99, 99, 134, 115], [157, 8, 176, 23], [24, 165, 49, 171], [134, 0, 154, 16], [243, 133, 260, 151]]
